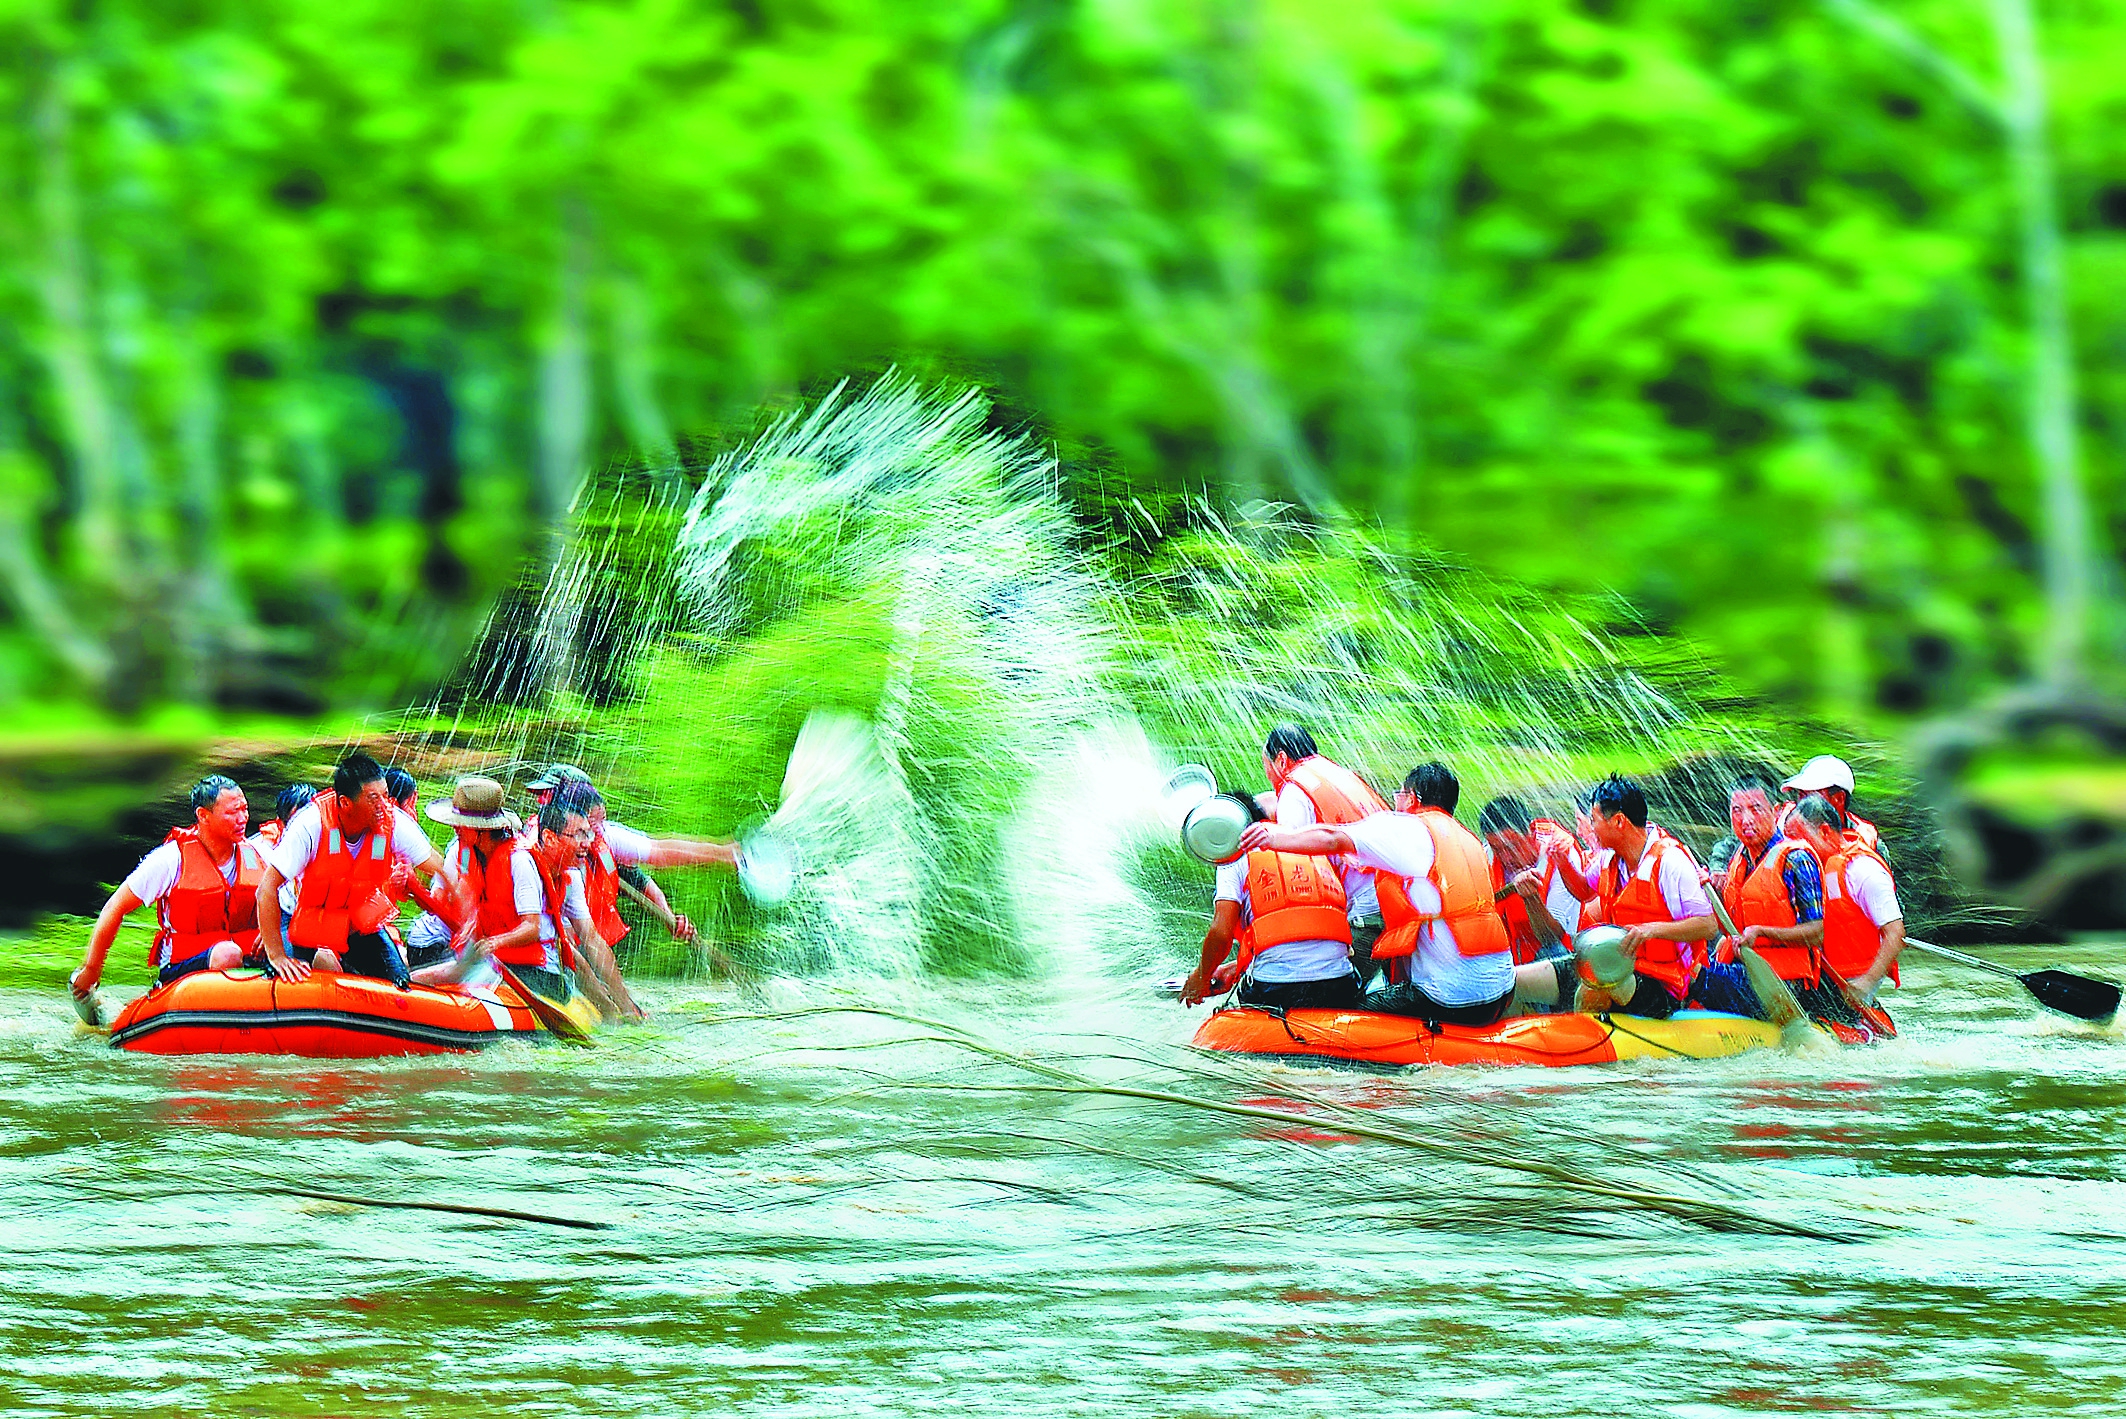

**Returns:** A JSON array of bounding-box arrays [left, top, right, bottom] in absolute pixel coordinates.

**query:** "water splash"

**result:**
[[382, 374, 1922, 983]]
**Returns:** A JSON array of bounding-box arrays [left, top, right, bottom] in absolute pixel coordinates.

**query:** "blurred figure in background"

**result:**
[[1262, 725, 1391, 982], [558, 782, 738, 949], [72, 775, 263, 1007], [1478, 795, 1582, 964], [251, 783, 316, 851]]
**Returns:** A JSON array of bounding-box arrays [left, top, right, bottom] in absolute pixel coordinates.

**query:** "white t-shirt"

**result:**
[[1836, 853, 1903, 927], [1214, 857, 1352, 984], [123, 840, 238, 905], [269, 802, 439, 917], [1274, 782, 1382, 920], [533, 868, 592, 971], [600, 821, 654, 865], [1341, 812, 1516, 1007]]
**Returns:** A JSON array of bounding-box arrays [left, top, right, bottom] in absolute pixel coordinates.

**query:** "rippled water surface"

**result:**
[[6, 946, 2123, 1417]]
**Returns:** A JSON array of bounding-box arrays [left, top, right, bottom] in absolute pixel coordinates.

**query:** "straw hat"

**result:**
[[426, 776, 520, 831]]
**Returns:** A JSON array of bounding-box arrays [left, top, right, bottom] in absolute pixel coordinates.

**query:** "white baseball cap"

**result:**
[[1781, 754, 1855, 794]]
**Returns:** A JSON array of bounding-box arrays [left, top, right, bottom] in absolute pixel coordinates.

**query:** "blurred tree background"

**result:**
[[1, 0, 2120, 727]]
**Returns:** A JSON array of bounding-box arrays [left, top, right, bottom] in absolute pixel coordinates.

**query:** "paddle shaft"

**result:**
[[1901, 936, 2022, 981], [618, 876, 678, 929]]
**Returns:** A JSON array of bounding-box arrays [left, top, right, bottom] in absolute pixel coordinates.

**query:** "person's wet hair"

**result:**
[[1794, 793, 1847, 834], [1478, 794, 1531, 837], [275, 783, 316, 824], [333, 753, 386, 800], [557, 783, 604, 813], [539, 799, 586, 837], [1263, 724, 1317, 762], [385, 767, 417, 807], [190, 774, 241, 815], [1402, 761, 1460, 815], [1729, 772, 1779, 801], [1589, 774, 1648, 828]]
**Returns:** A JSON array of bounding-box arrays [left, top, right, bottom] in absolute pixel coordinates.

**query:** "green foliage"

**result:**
[[1, 0, 2120, 729]]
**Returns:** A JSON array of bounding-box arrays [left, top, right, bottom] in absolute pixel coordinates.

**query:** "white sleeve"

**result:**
[[269, 804, 324, 881], [391, 808, 439, 866], [510, 851, 543, 918], [564, 869, 591, 923], [601, 821, 655, 865], [121, 843, 184, 904], [1275, 783, 1317, 827], [1338, 812, 1433, 881], [1848, 856, 1903, 926], [1213, 858, 1246, 904], [1660, 849, 1713, 919]]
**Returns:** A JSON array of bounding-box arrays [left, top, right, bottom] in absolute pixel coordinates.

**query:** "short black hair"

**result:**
[[1794, 793, 1847, 833], [1402, 762, 1460, 814], [539, 798, 587, 837], [556, 782, 604, 813], [1478, 794, 1531, 837], [1263, 724, 1318, 762], [385, 767, 417, 806], [1729, 772, 1780, 801], [275, 783, 316, 824], [1589, 774, 1648, 828], [333, 753, 386, 800], [191, 774, 241, 815]]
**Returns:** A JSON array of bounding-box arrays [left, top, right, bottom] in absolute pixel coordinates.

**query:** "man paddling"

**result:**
[[526, 797, 643, 1018], [1179, 793, 1363, 1010], [253, 753, 444, 985], [1262, 725, 1391, 980], [1513, 775, 1716, 1018], [1787, 794, 1907, 1007], [1688, 773, 1826, 1019], [71, 775, 265, 1008], [530, 765, 732, 946], [1241, 762, 1517, 1025]]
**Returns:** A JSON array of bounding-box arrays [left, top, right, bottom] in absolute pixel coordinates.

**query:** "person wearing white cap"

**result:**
[[1778, 755, 1882, 852]]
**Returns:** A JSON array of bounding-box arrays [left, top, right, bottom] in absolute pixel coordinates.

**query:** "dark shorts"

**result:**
[[243, 933, 407, 985], [1686, 960, 1767, 1019], [1550, 959, 1683, 1018], [158, 944, 249, 986], [1365, 982, 1515, 1026], [1234, 971, 1364, 1011], [1348, 919, 1384, 980]]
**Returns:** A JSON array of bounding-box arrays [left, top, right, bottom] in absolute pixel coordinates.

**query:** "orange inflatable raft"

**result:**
[[108, 968, 550, 1057], [1192, 1003, 1894, 1069]]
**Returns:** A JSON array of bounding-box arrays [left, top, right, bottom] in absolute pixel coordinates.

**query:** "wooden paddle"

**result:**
[[1902, 937, 2120, 1025], [495, 963, 595, 1047]]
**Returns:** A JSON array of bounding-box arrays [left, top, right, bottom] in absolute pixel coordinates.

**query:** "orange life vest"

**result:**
[[1723, 837, 1818, 983], [1777, 801, 1881, 853], [582, 830, 630, 948], [1596, 835, 1705, 994], [451, 836, 532, 944], [289, 793, 402, 951], [1234, 849, 1350, 973], [1823, 841, 1900, 986], [152, 828, 264, 966], [494, 834, 579, 971], [1281, 756, 1389, 824], [1374, 808, 1514, 961]]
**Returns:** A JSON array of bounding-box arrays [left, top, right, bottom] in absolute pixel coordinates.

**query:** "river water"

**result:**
[[5, 944, 2122, 1417]]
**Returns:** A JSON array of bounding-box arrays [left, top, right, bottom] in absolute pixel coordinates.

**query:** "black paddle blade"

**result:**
[[2020, 969, 2122, 1024]]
